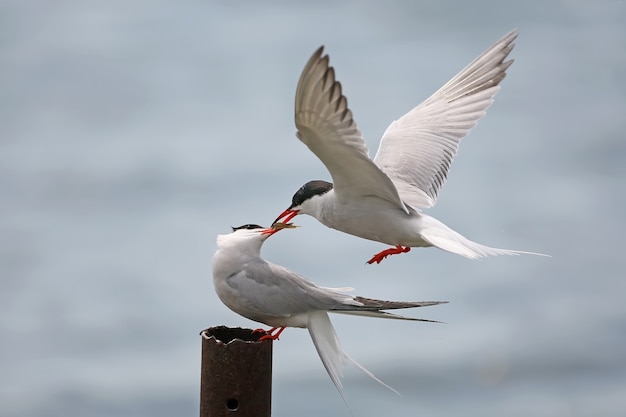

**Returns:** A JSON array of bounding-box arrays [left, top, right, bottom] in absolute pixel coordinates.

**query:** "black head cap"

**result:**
[[231, 224, 264, 232], [291, 180, 333, 208]]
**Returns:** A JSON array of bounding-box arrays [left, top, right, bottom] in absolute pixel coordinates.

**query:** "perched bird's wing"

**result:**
[[373, 30, 518, 209], [350, 297, 446, 310], [331, 297, 447, 322], [295, 46, 409, 213], [228, 259, 360, 318]]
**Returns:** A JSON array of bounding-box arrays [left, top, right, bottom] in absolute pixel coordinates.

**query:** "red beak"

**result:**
[[261, 227, 279, 236], [272, 208, 300, 226]]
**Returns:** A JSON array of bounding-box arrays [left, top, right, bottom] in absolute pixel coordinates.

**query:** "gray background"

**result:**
[[2, 1, 625, 416]]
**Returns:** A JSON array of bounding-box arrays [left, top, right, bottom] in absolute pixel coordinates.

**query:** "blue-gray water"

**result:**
[[2, 1, 625, 416]]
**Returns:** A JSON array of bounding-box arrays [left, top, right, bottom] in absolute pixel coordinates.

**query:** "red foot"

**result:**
[[258, 326, 286, 342], [252, 327, 276, 335], [367, 245, 411, 264]]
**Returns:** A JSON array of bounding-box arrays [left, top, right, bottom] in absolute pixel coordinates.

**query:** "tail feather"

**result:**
[[331, 309, 445, 323], [421, 215, 549, 259], [307, 311, 400, 403], [307, 311, 350, 398]]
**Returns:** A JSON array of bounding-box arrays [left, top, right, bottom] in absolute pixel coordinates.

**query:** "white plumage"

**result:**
[[273, 30, 547, 264], [211, 224, 446, 402]]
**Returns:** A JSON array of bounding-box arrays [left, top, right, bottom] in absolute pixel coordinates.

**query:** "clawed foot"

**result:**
[[367, 245, 411, 264], [252, 327, 274, 335], [255, 326, 286, 342]]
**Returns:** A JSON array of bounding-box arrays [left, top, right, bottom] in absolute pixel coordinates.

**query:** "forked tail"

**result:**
[[307, 311, 399, 406], [420, 215, 549, 259]]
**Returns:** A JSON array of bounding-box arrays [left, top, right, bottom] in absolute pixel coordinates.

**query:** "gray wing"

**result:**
[[231, 259, 447, 321], [295, 46, 408, 212], [229, 259, 359, 318], [350, 297, 446, 310], [331, 297, 448, 322], [373, 30, 518, 209]]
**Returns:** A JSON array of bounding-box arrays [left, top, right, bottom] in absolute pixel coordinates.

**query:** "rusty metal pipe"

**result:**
[[200, 326, 272, 417]]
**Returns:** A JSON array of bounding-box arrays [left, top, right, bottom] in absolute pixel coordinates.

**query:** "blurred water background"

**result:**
[[2, 1, 625, 416]]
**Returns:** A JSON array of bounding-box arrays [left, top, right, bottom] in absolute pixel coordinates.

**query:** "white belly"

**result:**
[[319, 197, 431, 247]]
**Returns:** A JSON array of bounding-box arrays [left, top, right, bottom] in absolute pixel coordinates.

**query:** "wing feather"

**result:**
[[295, 46, 408, 212], [227, 259, 358, 318], [373, 30, 518, 209]]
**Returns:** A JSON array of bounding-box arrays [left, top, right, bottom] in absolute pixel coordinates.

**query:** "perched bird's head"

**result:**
[[216, 223, 299, 251], [272, 180, 333, 225], [233, 222, 298, 235]]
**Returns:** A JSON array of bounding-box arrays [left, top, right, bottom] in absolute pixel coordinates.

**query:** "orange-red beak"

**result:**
[[272, 208, 300, 226], [261, 227, 280, 236], [261, 221, 299, 236]]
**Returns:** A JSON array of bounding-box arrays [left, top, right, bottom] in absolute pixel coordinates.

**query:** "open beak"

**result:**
[[261, 228, 280, 236], [261, 221, 299, 236], [272, 208, 300, 226]]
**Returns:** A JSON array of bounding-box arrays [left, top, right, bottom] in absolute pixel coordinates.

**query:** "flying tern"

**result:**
[[211, 223, 446, 402], [272, 30, 545, 264]]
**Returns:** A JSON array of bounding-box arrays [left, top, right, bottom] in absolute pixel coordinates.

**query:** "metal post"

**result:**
[[200, 326, 272, 417]]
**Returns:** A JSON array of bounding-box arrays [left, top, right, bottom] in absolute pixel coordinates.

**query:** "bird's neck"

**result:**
[[216, 235, 263, 259], [212, 238, 263, 281], [306, 189, 336, 223]]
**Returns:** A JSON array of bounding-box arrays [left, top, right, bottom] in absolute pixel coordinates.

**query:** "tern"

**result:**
[[212, 223, 446, 402], [273, 30, 544, 264]]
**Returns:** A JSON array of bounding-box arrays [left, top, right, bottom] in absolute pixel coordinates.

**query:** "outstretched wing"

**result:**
[[295, 46, 408, 212], [373, 30, 518, 209]]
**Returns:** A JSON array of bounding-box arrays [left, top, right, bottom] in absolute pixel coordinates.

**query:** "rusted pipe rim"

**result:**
[[200, 326, 267, 344]]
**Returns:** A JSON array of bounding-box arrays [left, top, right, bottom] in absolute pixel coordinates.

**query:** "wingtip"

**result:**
[[313, 45, 325, 58], [502, 28, 520, 42]]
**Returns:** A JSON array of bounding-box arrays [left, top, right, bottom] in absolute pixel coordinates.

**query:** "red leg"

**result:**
[[252, 327, 277, 335], [258, 326, 286, 342], [367, 245, 411, 264]]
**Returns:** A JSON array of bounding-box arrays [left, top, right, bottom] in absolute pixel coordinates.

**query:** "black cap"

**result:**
[[231, 224, 264, 232], [291, 180, 333, 208]]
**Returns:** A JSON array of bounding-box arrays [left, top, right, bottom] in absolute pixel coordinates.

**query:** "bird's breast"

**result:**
[[321, 198, 429, 246]]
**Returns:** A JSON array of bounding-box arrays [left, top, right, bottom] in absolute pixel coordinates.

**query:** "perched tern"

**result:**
[[273, 30, 545, 264], [211, 223, 446, 401]]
